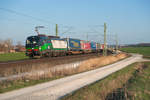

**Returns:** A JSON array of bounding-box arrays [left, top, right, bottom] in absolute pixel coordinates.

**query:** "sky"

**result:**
[[0, 0, 150, 45]]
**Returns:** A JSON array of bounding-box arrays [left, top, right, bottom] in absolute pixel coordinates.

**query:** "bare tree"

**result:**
[[16, 41, 22, 52], [3, 38, 13, 53], [0, 39, 4, 52]]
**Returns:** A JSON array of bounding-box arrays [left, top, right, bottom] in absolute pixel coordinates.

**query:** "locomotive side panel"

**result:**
[[50, 38, 67, 56], [51, 39, 67, 49]]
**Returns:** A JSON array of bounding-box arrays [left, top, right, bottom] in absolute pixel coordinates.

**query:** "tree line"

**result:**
[[0, 38, 25, 53]]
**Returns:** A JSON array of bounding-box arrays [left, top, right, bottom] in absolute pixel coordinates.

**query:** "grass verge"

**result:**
[[120, 47, 150, 58], [61, 62, 150, 100], [0, 76, 62, 93], [0, 52, 28, 62]]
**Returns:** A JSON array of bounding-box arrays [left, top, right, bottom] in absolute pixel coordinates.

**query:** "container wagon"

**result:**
[[65, 38, 81, 54], [96, 43, 101, 53], [80, 40, 91, 53], [101, 44, 104, 50], [90, 41, 97, 53]]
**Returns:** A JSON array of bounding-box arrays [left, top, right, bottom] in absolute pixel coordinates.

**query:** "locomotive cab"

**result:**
[[25, 36, 41, 57]]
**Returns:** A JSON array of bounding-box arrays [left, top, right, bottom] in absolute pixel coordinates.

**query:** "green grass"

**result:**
[[120, 47, 150, 58], [0, 76, 62, 93], [126, 62, 150, 100], [61, 62, 150, 100], [0, 52, 29, 62]]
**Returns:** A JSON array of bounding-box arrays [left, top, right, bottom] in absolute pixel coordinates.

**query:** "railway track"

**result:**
[[0, 53, 100, 65]]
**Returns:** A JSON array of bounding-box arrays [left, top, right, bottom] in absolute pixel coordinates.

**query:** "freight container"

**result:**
[[90, 42, 97, 52], [90, 42, 96, 50], [65, 38, 81, 51], [80, 40, 91, 53]]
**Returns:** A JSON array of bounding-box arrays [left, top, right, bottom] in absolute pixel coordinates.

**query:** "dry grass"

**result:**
[[0, 63, 54, 77], [23, 53, 127, 81], [0, 54, 99, 77], [99, 73, 132, 100], [78, 53, 127, 72], [79, 71, 133, 100], [98, 62, 144, 100]]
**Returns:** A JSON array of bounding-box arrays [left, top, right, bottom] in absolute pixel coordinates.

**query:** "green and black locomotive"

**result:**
[[26, 35, 67, 58]]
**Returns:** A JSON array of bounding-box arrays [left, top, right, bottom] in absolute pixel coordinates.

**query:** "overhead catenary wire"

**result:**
[[0, 7, 74, 35], [0, 7, 56, 24], [86, 26, 117, 43]]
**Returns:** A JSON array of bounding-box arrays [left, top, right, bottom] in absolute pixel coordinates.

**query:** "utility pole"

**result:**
[[116, 34, 118, 52], [56, 24, 58, 36], [103, 22, 107, 56]]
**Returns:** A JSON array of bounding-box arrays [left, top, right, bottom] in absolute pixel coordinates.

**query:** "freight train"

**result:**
[[25, 34, 104, 58]]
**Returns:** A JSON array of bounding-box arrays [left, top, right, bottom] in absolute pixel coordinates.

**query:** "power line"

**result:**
[[0, 7, 75, 36], [0, 7, 55, 24], [61, 27, 73, 34], [0, 17, 35, 25]]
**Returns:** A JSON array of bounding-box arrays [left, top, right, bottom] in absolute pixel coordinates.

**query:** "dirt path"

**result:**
[[0, 54, 143, 100]]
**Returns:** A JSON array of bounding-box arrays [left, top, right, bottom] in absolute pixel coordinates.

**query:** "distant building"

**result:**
[[0, 51, 5, 54], [10, 49, 16, 53], [15, 45, 25, 52]]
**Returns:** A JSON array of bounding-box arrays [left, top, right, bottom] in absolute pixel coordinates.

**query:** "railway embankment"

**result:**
[[0, 53, 100, 77], [0, 53, 127, 93]]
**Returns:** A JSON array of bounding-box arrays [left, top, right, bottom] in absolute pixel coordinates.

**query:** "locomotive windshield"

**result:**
[[26, 36, 39, 47]]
